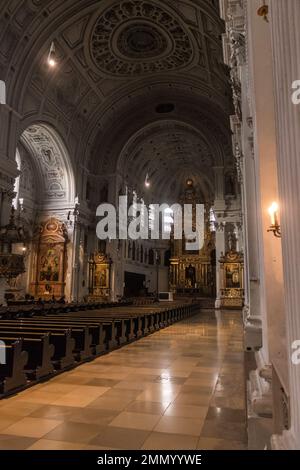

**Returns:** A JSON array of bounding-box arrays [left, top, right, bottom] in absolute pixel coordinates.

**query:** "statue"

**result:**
[[228, 232, 237, 252], [185, 264, 196, 287], [229, 28, 246, 67]]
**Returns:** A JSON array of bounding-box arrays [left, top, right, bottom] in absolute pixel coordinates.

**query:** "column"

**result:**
[[269, 0, 300, 450], [213, 166, 225, 207], [0, 101, 20, 304], [244, 0, 287, 448], [214, 219, 225, 308], [242, 117, 263, 351], [0, 103, 20, 224]]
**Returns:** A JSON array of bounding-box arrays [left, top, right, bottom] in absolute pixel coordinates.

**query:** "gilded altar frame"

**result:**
[[219, 250, 244, 308], [30, 218, 68, 300], [88, 252, 112, 301]]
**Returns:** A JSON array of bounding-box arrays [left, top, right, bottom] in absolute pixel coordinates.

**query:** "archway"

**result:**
[[12, 123, 76, 301]]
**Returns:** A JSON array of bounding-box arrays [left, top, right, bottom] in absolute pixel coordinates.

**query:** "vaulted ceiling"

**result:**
[[0, 0, 234, 201]]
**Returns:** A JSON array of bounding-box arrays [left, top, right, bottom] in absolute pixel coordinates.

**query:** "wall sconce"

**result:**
[[257, 3, 269, 23], [268, 202, 281, 238]]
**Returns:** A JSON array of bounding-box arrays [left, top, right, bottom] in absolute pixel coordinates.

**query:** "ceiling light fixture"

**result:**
[[47, 41, 57, 67], [145, 173, 151, 188]]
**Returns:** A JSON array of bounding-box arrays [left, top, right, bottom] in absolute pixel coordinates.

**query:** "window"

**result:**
[[12, 148, 21, 209], [210, 208, 216, 232]]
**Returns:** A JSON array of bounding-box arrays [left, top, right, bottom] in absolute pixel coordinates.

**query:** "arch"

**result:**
[[116, 119, 217, 201], [19, 122, 75, 210], [148, 249, 154, 265], [164, 249, 171, 267]]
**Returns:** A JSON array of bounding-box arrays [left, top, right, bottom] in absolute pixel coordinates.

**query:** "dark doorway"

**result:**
[[124, 271, 146, 297]]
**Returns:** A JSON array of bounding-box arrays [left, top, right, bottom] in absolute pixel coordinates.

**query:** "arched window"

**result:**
[[210, 208, 216, 232], [12, 148, 21, 209], [164, 249, 171, 267], [148, 249, 154, 265]]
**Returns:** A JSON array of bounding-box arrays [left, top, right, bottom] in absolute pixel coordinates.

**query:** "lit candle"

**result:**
[[268, 202, 279, 226]]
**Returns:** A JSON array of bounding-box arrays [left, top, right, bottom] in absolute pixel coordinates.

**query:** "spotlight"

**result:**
[[48, 41, 56, 67], [145, 173, 151, 188]]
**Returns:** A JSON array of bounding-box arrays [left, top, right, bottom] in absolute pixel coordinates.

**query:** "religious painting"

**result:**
[[39, 247, 60, 282], [225, 263, 241, 288]]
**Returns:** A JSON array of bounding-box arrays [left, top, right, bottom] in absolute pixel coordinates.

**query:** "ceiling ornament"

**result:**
[[88, 0, 195, 77], [21, 125, 69, 203]]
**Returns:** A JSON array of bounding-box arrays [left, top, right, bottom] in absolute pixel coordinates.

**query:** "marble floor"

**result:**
[[0, 310, 247, 450]]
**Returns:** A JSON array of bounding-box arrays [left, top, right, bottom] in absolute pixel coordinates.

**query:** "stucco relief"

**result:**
[[21, 125, 68, 202], [88, 0, 196, 77]]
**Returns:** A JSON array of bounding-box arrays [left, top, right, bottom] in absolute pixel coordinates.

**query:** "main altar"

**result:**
[[169, 180, 216, 297]]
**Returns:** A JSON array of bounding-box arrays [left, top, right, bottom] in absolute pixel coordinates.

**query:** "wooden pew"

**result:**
[[0, 321, 91, 362], [30, 317, 113, 352], [64, 310, 142, 340], [0, 333, 54, 380], [0, 339, 28, 396], [0, 324, 75, 371]]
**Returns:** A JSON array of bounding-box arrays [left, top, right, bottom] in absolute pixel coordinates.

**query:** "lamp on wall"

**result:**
[[267, 202, 281, 238], [257, 3, 269, 23]]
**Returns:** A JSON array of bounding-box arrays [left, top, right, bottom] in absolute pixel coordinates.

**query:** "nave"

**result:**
[[0, 310, 246, 450]]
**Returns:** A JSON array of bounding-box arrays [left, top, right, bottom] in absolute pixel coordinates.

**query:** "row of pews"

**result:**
[[0, 302, 199, 398], [0, 300, 133, 320]]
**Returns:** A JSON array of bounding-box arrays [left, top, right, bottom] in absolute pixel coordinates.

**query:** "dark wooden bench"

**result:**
[[0, 339, 28, 396], [32, 317, 112, 353], [0, 323, 74, 370], [0, 333, 54, 380], [0, 321, 91, 362]]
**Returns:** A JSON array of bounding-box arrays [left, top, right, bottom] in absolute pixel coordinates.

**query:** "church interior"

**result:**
[[0, 0, 299, 452]]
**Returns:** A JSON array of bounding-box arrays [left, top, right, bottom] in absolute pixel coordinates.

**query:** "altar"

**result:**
[[169, 179, 216, 297]]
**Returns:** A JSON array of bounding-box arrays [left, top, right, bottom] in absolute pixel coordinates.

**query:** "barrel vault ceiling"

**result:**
[[0, 0, 234, 200]]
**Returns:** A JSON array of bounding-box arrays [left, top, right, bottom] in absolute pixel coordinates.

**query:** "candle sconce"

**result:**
[[267, 202, 281, 238], [257, 3, 269, 23]]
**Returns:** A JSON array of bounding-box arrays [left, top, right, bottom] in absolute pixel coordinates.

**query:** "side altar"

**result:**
[[88, 252, 112, 301], [219, 249, 244, 308]]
